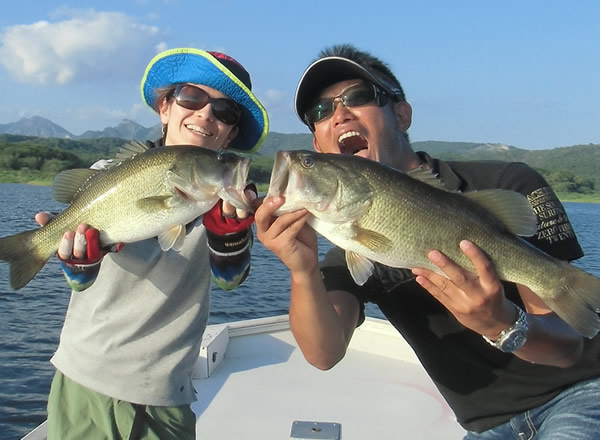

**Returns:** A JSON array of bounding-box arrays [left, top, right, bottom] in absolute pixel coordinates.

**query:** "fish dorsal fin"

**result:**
[[158, 225, 186, 251], [91, 140, 149, 171], [111, 140, 150, 165], [463, 189, 537, 236], [406, 166, 449, 191], [52, 169, 99, 203], [345, 251, 374, 286]]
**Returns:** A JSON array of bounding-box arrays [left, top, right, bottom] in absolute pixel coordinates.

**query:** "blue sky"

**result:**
[[0, 1, 598, 150]]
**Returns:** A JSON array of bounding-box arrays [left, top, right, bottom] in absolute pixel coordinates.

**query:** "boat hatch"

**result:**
[[290, 420, 341, 439]]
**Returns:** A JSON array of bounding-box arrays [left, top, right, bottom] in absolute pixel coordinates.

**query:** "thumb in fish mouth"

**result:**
[[221, 184, 257, 216]]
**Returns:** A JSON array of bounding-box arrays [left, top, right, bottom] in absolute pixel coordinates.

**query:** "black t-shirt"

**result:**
[[320, 153, 600, 432]]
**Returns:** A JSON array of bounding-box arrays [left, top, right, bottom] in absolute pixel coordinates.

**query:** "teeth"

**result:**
[[338, 131, 361, 143], [337, 130, 368, 155], [186, 124, 211, 136]]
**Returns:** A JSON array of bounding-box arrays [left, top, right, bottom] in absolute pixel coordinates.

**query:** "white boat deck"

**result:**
[[22, 315, 466, 439], [193, 315, 464, 439]]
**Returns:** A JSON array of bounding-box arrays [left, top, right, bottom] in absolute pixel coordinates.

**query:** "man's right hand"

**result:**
[[254, 196, 319, 276]]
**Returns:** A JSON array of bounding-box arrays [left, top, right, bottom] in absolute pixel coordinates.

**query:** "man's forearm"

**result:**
[[289, 269, 358, 370]]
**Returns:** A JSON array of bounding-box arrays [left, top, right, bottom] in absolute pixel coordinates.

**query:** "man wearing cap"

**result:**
[[255, 44, 600, 438], [39, 48, 268, 439]]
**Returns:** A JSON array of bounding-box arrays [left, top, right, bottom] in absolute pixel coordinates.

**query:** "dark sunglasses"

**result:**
[[304, 83, 391, 128], [173, 84, 241, 126]]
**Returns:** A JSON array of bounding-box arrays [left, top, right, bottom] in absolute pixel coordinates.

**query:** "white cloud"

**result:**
[[255, 88, 308, 133], [155, 42, 168, 53], [259, 88, 287, 107], [0, 9, 163, 85]]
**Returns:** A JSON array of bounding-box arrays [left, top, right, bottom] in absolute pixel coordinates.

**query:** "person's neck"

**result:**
[[395, 145, 423, 173]]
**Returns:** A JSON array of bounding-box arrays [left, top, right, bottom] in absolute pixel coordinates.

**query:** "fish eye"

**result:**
[[216, 150, 233, 163], [301, 156, 315, 168]]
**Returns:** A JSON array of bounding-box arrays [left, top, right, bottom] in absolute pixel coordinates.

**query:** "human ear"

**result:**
[[393, 101, 412, 132], [312, 137, 323, 153], [158, 98, 171, 125]]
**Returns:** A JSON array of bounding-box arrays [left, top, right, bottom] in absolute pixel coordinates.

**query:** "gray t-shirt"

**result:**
[[52, 217, 211, 406]]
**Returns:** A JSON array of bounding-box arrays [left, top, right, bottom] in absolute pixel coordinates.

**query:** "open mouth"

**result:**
[[266, 151, 290, 198], [186, 124, 211, 136], [220, 156, 253, 212], [338, 131, 368, 155], [237, 157, 251, 189]]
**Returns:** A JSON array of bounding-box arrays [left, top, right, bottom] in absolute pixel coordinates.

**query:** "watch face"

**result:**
[[500, 329, 528, 353]]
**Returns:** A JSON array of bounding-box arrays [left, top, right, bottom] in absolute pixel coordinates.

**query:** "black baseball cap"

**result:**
[[294, 55, 405, 127]]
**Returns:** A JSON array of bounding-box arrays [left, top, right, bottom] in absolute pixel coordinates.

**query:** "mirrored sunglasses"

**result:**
[[304, 83, 390, 128], [174, 84, 241, 126]]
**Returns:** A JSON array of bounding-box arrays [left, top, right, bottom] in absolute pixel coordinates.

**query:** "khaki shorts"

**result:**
[[47, 370, 196, 440]]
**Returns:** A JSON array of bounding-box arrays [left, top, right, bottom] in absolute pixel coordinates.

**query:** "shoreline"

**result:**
[[2, 181, 599, 204], [554, 192, 600, 204]]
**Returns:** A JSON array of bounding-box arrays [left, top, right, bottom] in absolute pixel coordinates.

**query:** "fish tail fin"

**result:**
[[0, 230, 51, 290], [543, 265, 600, 338]]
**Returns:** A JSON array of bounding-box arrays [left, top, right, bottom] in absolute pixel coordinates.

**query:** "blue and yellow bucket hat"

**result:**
[[141, 48, 268, 152]]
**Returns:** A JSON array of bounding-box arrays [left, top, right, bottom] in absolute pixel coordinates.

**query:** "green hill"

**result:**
[[1, 133, 598, 201], [257, 135, 600, 201]]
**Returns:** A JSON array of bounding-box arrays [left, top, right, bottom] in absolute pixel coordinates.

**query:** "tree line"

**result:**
[[0, 135, 274, 186], [0, 134, 597, 199]]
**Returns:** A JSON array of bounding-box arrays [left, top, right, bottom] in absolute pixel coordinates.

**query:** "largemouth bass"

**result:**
[[0, 143, 251, 290], [266, 150, 600, 338]]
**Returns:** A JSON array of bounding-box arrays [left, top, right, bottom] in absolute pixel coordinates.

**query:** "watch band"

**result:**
[[482, 303, 528, 353]]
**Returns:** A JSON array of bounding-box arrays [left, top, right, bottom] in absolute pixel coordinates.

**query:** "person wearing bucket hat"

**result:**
[[255, 43, 600, 439], [35, 48, 268, 440], [141, 48, 268, 153]]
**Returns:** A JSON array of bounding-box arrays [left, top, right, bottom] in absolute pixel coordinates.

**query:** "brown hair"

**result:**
[[152, 85, 177, 112]]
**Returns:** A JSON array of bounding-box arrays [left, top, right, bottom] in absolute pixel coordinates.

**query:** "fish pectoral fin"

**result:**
[[345, 251, 374, 286], [137, 195, 173, 212], [345, 226, 389, 285], [354, 226, 393, 252], [463, 189, 537, 236], [158, 225, 186, 251]]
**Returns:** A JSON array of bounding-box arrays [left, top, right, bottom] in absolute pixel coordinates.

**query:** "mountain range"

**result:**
[[1, 116, 599, 182], [0, 116, 162, 140], [0, 116, 522, 157]]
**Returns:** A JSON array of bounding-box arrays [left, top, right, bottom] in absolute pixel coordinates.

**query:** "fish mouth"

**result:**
[[338, 131, 368, 155], [238, 157, 255, 210], [219, 156, 253, 212], [237, 157, 251, 188], [266, 151, 290, 198]]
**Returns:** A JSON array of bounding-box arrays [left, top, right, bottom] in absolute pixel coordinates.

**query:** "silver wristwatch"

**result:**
[[482, 303, 528, 353]]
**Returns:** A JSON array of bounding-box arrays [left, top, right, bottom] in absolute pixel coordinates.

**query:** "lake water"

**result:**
[[0, 183, 599, 440]]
